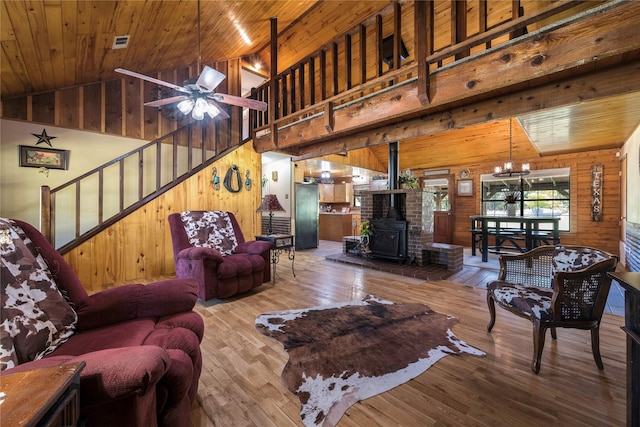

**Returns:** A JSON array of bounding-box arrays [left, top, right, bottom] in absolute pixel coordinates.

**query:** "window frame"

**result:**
[[480, 167, 571, 232]]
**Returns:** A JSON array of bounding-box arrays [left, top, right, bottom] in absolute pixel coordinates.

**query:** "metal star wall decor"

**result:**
[[31, 128, 57, 146]]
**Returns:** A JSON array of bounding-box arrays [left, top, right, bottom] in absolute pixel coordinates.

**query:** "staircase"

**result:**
[[41, 122, 241, 253]]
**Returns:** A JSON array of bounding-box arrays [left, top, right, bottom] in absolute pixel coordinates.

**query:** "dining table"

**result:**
[[470, 215, 561, 262]]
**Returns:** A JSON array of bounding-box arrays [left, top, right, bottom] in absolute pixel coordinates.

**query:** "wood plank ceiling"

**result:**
[[2, 0, 639, 177]]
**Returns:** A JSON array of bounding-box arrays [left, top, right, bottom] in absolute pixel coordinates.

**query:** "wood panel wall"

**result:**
[[62, 143, 262, 294], [1, 61, 242, 149], [436, 148, 622, 255]]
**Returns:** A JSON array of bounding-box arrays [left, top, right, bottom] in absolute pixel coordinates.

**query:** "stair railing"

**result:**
[[40, 123, 220, 252]]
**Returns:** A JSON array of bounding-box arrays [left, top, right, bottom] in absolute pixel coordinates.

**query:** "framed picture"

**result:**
[[457, 179, 473, 196], [19, 145, 69, 170]]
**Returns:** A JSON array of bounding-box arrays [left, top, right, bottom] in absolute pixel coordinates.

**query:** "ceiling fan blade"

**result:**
[[195, 66, 226, 92], [209, 93, 268, 111], [115, 68, 191, 94], [144, 95, 191, 107], [207, 100, 230, 119]]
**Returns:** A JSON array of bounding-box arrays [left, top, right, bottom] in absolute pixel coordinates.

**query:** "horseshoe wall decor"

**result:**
[[223, 165, 243, 193]]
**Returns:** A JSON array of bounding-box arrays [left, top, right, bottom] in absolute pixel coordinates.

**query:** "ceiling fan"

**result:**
[[115, 0, 265, 120], [115, 66, 267, 120]]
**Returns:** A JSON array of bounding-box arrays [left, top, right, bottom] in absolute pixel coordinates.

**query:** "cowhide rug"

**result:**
[[255, 295, 485, 427]]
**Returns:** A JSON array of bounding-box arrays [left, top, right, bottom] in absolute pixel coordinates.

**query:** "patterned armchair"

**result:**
[[0, 218, 204, 427], [486, 245, 618, 373], [168, 210, 273, 300]]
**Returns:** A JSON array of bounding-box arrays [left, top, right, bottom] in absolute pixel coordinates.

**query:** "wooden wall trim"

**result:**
[[61, 143, 263, 293]]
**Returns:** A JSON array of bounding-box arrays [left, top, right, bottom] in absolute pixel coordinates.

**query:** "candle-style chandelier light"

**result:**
[[493, 118, 530, 178]]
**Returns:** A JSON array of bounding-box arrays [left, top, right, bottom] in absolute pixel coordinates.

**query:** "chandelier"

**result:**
[[493, 118, 530, 178]]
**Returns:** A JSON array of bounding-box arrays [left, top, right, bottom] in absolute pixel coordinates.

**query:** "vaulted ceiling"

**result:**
[[2, 0, 640, 177], [0, 0, 390, 97]]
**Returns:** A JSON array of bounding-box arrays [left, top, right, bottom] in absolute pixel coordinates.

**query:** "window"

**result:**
[[481, 168, 570, 231], [423, 178, 450, 211]]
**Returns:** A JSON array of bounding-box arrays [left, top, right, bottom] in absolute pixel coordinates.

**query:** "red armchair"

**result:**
[[168, 210, 272, 300], [0, 218, 204, 427]]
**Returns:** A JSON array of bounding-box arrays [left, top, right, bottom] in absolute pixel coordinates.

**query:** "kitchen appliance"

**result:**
[[294, 183, 319, 250]]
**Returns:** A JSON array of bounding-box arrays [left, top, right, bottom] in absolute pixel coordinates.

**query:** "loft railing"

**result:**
[[249, 0, 590, 134], [40, 123, 224, 252]]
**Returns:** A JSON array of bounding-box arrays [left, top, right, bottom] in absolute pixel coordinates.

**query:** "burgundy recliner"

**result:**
[[168, 210, 272, 300], [0, 218, 204, 427]]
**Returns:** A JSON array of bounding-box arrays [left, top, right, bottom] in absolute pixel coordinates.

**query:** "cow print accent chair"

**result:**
[[168, 210, 273, 300], [486, 245, 618, 373]]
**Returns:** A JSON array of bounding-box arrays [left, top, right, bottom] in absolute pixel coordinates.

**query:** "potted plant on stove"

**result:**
[[399, 171, 419, 189]]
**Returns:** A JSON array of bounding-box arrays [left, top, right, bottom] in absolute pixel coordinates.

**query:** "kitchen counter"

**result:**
[[319, 213, 358, 241], [319, 212, 352, 215]]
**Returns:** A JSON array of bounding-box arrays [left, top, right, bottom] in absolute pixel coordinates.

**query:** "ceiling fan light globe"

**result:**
[[206, 102, 220, 118], [192, 98, 208, 120], [192, 109, 205, 120], [177, 99, 195, 114]]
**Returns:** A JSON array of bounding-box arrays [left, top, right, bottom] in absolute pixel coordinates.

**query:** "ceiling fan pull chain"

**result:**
[[223, 165, 243, 193], [212, 167, 220, 190], [245, 170, 252, 191]]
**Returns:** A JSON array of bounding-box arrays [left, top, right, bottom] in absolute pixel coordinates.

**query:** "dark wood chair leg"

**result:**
[[487, 292, 497, 332], [591, 327, 604, 370], [551, 327, 557, 340], [532, 321, 547, 374]]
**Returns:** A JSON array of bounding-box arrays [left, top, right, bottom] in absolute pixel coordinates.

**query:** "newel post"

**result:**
[[40, 185, 52, 242]]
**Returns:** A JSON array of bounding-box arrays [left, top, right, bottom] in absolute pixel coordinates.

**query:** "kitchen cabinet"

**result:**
[[319, 183, 351, 203], [319, 184, 333, 203], [334, 184, 348, 202], [319, 213, 354, 241]]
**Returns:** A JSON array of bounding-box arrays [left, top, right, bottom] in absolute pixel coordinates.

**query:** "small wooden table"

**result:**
[[608, 272, 640, 427], [256, 234, 295, 283], [0, 361, 85, 427]]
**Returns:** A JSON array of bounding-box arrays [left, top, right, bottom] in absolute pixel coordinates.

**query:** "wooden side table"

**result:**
[[609, 272, 640, 427], [0, 361, 85, 427], [256, 234, 295, 283]]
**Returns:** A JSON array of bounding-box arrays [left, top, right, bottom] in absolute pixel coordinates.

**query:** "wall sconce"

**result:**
[[272, 171, 278, 182], [211, 167, 220, 190]]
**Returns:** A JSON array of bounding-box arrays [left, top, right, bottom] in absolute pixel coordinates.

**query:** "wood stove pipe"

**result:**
[[387, 142, 403, 220]]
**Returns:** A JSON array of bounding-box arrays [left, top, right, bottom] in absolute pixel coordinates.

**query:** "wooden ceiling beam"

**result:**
[[254, 1, 640, 154], [286, 59, 640, 160]]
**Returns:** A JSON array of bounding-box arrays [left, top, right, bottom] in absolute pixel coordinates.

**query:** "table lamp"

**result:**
[[257, 194, 285, 235]]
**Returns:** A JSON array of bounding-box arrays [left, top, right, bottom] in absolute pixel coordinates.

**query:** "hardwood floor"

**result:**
[[188, 247, 626, 426]]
